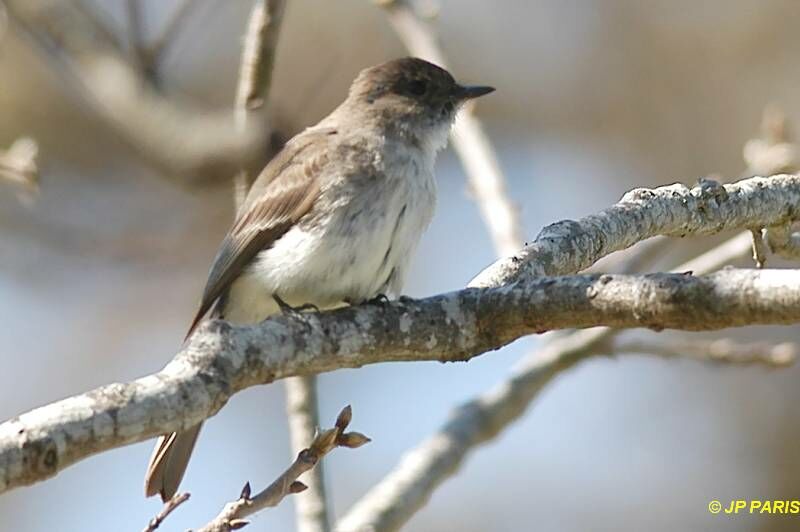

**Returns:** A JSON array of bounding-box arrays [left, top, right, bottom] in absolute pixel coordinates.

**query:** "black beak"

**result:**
[[456, 84, 495, 100]]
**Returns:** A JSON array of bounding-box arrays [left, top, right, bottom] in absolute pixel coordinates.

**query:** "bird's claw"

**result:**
[[273, 294, 320, 315], [366, 293, 391, 305]]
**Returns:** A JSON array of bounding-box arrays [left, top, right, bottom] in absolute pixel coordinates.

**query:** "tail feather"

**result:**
[[144, 424, 202, 502]]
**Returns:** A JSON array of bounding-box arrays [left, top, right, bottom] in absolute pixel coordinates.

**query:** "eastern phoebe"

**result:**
[[144, 57, 494, 501]]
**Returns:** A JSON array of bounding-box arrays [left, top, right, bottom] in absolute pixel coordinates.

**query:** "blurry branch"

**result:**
[[198, 406, 369, 532], [765, 224, 800, 260], [743, 106, 800, 263], [142, 492, 190, 532], [743, 105, 797, 177], [673, 230, 752, 273], [376, 0, 523, 255], [3, 0, 264, 182], [338, 324, 796, 532], [234, 0, 286, 211], [285, 376, 330, 532], [69, 0, 125, 53], [147, 0, 196, 73], [336, 226, 756, 531], [2, 267, 800, 493], [0, 137, 39, 195], [124, 0, 146, 78], [336, 328, 794, 531], [0, 1, 7, 39], [2, 174, 800, 494], [235, 0, 285, 123], [125, 0, 200, 86], [610, 337, 797, 367]]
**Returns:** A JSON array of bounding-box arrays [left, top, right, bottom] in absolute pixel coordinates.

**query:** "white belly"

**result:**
[[223, 158, 436, 324]]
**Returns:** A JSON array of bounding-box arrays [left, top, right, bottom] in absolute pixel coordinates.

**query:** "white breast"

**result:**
[[223, 138, 437, 324]]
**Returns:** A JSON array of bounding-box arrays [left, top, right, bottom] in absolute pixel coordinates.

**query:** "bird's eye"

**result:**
[[407, 79, 427, 96]]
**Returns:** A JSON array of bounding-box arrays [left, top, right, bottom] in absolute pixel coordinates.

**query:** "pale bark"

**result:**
[[2, 267, 800, 493], [471, 175, 800, 287]]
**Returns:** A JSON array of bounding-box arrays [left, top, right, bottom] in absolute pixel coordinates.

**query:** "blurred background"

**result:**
[[2, 0, 800, 530]]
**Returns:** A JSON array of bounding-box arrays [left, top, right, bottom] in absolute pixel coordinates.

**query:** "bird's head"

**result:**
[[346, 57, 494, 152]]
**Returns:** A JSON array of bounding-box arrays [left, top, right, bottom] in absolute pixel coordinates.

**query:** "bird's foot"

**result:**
[[366, 293, 391, 305], [273, 294, 320, 316]]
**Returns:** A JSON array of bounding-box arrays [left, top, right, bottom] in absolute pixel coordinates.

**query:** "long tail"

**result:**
[[144, 424, 202, 502]]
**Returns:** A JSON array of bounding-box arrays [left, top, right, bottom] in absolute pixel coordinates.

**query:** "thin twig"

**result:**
[[69, 0, 126, 53], [744, 106, 800, 262], [125, 0, 147, 79], [198, 406, 369, 532], [750, 228, 767, 268], [285, 376, 330, 532], [146, 0, 198, 76], [234, 0, 286, 213], [142, 492, 190, 532], [743, 104, 797, 176], [611, 338, 797, 367]]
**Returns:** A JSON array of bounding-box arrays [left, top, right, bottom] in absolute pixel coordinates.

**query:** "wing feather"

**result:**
[[185, 128, 335, 337]]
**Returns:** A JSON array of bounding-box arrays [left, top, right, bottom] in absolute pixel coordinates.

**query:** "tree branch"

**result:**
[[124, 0, 147, 79], [197, 406, 368, 532], [610, 337, 797, 367], [145, 0, 199, 84], [234, 0, 286, 213], [337, 328, 794, 531], [2, 173, 798, 497], [337, 324, 796, 531], [470, 174, 800, 287], [336, 227, 756, 531], [2, 267, 800, 493], [4, 0, 264, 182], [142, 492, 191, 532]]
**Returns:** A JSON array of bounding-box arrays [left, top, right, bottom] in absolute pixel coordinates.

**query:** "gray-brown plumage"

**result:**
[[184, 128, 333, 338], [144, 57, 494, 501]]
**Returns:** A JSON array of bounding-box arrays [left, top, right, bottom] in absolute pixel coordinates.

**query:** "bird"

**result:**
[[144, 56, 494, 501]]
